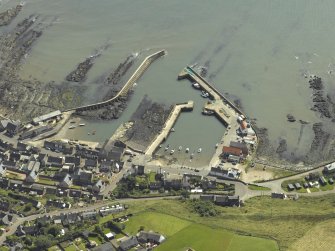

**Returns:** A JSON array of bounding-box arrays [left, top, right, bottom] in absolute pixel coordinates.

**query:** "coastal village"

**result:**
[[0, 47, 334, 250]]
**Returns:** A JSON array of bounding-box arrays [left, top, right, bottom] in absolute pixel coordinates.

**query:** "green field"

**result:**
[[123, 211, 278, 251], [157, 223, 278, 251], [124, 212, 191, 236]]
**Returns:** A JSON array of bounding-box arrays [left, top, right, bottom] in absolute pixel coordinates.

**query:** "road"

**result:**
[[0, 196, 185, 245]]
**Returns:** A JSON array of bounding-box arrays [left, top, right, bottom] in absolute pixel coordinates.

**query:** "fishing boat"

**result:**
[[185, 148, 190, 153], [197, 148, 202, 153], [192, 82, 201, 89], [170, 149, 175, 155], [202, 109, 214, 115], [178, 146, 182, 151], [171, 128, 175, 132], [69, 125, 76, 129], [79, 123, 85, 126], [201, 91, 209, 98]]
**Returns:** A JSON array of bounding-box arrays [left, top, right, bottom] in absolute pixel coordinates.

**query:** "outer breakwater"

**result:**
[[65, 50, 166, 112]]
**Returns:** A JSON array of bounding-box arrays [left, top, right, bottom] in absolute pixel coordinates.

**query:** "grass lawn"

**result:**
[[157, 223, 278, 251], [64, 245, 77, 251], [48, 245, 61, 251], [248, 184, 271, 191], [0, 247, 10, 251], [88, 236, 102, 245], [318, 183, 334, 191], [148, 172, 156, 183], [124, 211, 191, 237], [37, 177, 57, 186]]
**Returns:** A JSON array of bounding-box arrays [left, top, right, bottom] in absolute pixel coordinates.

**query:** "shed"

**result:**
[[294, 183, 302, 190], [287, 183, 295, 191]]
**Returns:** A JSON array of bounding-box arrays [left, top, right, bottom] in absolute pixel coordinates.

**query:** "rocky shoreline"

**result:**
[[121, 96, 172, 152], [0, 4, 22, 26]]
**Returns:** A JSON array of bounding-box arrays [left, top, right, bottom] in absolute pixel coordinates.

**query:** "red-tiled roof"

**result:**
[[222, 146, 242, 156]]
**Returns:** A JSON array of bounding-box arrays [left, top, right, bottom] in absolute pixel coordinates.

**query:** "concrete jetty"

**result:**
[[65, 50, 166, 112], [178, 66, 254, 168], [145, 101, 194, 156]]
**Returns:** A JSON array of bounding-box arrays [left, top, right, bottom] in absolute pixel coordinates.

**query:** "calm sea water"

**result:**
[[3, 0, 335, 165]]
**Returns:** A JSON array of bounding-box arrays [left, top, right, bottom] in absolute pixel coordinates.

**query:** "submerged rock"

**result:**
[[287, 114, 296, 122]]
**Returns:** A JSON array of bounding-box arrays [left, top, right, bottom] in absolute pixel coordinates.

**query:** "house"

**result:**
[[61, 213, 81, 226], [81, 211, 97, 220], [0, 163, 6, 177], [9, 152, 20, 162], [26, 161, 40, 183], [105, 232, 115, 240], [0, 119, 10, 132], [199, 194, 215, 201], [0, 212, 14, 225], [19, 125, 53, 140], [323, 163, 335, 174], [30, 184, 45, 195], [149, 181, 162, 190], [64, 156, 81, 167], [17, 142, 28, 152], [222, 146, 242, 159], [56, 188, 69, 197], [164, 179, 182, 190], [137, 231, 166, 244], [45, 187, 57, 195], [32, 110, 62, 125], [2, 160, 17, 170], [100, 160, 112, 172], [9, 180, 22, 190], [229, 141, 249, 156], [85, 159, 98, 169], [0, 200, 10, 211], [209, 166, 241, 180], [107, 146, 124, 162], [119, 236, 139, 251], [92, 243, 116, 251], [0, 177, 9, 188], [16, 225, 38, 236], [73, 169, 93, 186], [99, 205, 124, 216], [6, 121, 21, 136], [214, 195, 240, 207], [306, 172, 320, 181], [59, 174, 72, 188], [47, 156, 63, 167], [92, 179, 105, 193], [69, 189, 82, 198]]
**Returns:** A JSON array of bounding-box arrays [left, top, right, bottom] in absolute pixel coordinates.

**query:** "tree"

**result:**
[[181, 189, 190, 199], [34, 235, 53, 250], [23, 203, 33, 212], [47, 225, 62, 237]]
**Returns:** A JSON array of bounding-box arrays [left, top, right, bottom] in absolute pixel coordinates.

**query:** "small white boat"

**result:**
[[159, 144, 162, 148], [185, 148, 190, 153], [171, 128, 175, 132], [178, 146, 182, 151], [201, 91, 209, 98], [79, 123, 85, 126], [215, 143, 219, 148], [197, 148, 202, 153], [69, 125, 76, 129], [133, 82, 137, 87], [190, 153, 194, 159], [87, 133, 90, 135], [170, 149, 175, 155], [165, 144, 169, 151], [192, 82, 201, 89]]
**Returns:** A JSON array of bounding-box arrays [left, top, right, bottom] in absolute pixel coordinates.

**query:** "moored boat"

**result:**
[[197, 148, 202, 153], [201, 91, 209, 98], [79, 123, 85, 126], [192, 82, 201, 89], [69, 125, 76, 129], [185, 148, 190, 153], [170, 149, 175, 155]]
